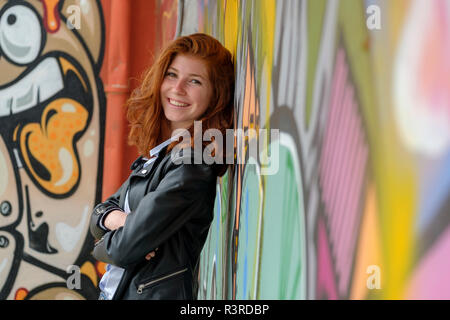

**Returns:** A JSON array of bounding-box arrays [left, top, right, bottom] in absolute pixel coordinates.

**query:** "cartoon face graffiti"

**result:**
[[0, 0, 105, 299]]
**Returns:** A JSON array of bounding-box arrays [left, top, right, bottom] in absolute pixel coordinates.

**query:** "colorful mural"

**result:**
[[0, 0, 182, 300], [188, 0, 450, 299], [0, 0, 105, 300], [1, 0, 449, 300]]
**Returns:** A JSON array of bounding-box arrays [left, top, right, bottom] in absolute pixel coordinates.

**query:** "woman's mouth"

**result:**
[[168, 98, 190, 108]]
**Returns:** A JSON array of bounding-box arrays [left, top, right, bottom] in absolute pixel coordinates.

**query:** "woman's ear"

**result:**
[[60, 0, 104, 67]]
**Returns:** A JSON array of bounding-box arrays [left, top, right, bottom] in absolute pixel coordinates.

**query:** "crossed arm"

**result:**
[[103, 210, 156, 261], [90, 162, 215, 267]]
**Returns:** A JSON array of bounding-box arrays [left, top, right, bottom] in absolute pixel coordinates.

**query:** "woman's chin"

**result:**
[[168, 120, 195, 132]]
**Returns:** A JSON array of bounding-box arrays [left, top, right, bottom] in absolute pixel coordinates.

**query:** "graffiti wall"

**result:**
[[181, 0, 450, 299], [0, 0, 182, 300], [1, 0, 449, 300], [0, 0, 105, 299]]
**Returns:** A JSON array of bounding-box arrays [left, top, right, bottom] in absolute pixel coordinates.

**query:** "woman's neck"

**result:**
[[160, 120, 172, 142], [161, 120, 193, 142]]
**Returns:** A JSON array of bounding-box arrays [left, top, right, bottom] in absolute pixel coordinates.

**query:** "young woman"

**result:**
[[89, 33, 235, 300]]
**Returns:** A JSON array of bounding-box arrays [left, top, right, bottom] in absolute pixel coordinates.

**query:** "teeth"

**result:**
[[169, 99, 189, 107], [0, 57, 64, 117]]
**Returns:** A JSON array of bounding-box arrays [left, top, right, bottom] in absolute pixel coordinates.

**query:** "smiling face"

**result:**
[[160, 54, 213, 132]]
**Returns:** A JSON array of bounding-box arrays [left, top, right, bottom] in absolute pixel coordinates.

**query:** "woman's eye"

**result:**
[[190, 79, 201, 85], [165, 72, 176, 78]]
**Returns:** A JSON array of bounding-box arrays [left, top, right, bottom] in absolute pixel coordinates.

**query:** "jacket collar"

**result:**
[[143, 133, 184, 167], [130, 133, 184, 171]]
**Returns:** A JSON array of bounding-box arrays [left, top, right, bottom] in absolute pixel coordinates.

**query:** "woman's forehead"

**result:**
[[169, 54, 209, 78]]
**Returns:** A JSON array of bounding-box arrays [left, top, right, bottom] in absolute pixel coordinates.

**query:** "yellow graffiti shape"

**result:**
[[224, 0, 239, 58], [81, 261, 98, 287], [20, 98, 88, 195]]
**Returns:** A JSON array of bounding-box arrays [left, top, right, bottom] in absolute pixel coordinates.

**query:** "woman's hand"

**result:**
[[103, 210, 127, 231], [145, 248, 159, 260], [145, 251, 156, 260]]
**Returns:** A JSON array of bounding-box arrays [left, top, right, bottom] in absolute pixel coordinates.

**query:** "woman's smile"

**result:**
[[167, 98, 190, 108]]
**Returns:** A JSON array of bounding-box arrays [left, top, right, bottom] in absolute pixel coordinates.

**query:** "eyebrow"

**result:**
[[167, 67, 207, 80]]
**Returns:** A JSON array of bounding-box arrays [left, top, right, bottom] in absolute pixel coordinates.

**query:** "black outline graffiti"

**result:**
[[0, 0, 106, 300]]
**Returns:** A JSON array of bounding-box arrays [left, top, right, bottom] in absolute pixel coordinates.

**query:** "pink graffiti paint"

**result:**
[[319, 46, 368, 297], [316, 218, 339, 299], [417, 0, 450, 118], [406, 227, 450, 299]]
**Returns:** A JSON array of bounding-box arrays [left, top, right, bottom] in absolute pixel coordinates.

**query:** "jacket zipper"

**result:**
[[137, 268, 188, 294], [94, 236, 104, 247]]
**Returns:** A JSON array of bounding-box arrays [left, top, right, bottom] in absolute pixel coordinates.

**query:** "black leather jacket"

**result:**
[[89, 146, 218, 299]]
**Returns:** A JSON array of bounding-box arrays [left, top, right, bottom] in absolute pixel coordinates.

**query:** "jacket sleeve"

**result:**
[[89, 177, 128, 241], [91, 162, 216, 268]]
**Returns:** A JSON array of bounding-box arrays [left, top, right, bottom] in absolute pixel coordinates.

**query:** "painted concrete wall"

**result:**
[[0, 0, 106, 299], [0, 0, 449, 300], [186, 0, 450, 299], [0, 0, 178, 300]]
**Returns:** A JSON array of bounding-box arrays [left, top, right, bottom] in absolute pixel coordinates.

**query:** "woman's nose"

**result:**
[[173, 79, 186, 94]]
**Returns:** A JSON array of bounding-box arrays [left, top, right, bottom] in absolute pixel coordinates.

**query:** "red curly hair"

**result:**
[[126, 33, 235, 176]]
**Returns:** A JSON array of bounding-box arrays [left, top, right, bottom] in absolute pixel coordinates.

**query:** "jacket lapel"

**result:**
[[127, 146, 169, 212]]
